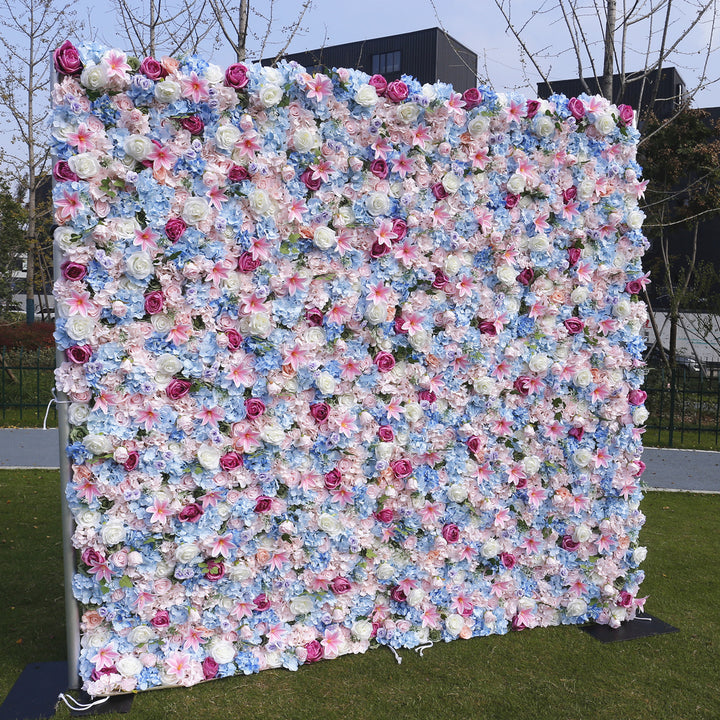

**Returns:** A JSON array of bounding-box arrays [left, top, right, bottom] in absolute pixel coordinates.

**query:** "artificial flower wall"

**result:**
[[52, 40, 649, 695]]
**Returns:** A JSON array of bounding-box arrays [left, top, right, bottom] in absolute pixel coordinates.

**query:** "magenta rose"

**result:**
[[368, 74, 387, 96], [442, 523, 460, 543], [306, 307, 324, 326], [219, 452, 243, 471], [618, 104, 634, 125], [61, 261, 87, 281], [568, 426, 584, 441], [226, 328, 242, 351], [628, 389, 647, 405], [254, 496, 272, 513], [66, 345, 92, 364], [253, 593, 270, 611], [462, 87, 482, 109], [479, 320, 497, 335], [301, 167, 322, 191], [54, 40, 82, 75], [512, 614, 528, 631], [324, 468, 342, 490], [394, 316, 408, 335], [562, 186, 577, 203], [331, 576, 351, 594], [568, 97, 585, 120], [377, 425, 394, 442], [568, 247, 581, 266], [374, 508, 394, 523], [81, 548, 104, 566], [432, 268, 449, 289], [139, 57, 164, 80], [501, 552, 516, 569], [564, 317, 584, 334], [375, 351, 396, 373], [144, 290, 164, 315], [617, 590, 634, 607], [205, 559, 225, 581], [225, 63, 249, 89], [516, 267, 534, 285], [178, 503, 203, 522], [165, 217, 187, 242], [386, 80, 408, 102], [526, 99, 540, 118], [180, 115, 204, 134], [390, 458, 412, 479], [53, 160, 79, 183], [244, 397, 266, 418], [370, 240, 391, 258], [309, 402, 330, 422], [229, 164, 250, 183], [431, 182, 448, 200], [370, 158, 389, 179], [505, 192, 519, 209], [391, 218, 407, 241], [513, 376, 531, 395], [635, 460, 646, 476], [516, 475, 528, 490], [202, 657, 219, 679], [561, 535, 580, 552], [418, 389, 436, 404], [123, 451, 139, 471], [466, 435, 481, 455], [238, 251, 261, 272], [390, 586, 407, 603], [166, 378, 192, 400], [625, 279, 643, 295], [151, 610, 170, 628], [304, 639, 324, 663]]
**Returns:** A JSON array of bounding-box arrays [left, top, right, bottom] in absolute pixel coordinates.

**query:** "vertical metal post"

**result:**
[[51, 55, 81, 692], [668, 365, 676, 447]]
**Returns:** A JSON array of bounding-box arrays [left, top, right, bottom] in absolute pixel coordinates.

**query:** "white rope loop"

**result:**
[[57, 692, 110, 711]]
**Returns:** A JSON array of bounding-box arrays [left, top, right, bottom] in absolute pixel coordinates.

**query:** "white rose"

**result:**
[[77, 509, 100, 527], [376, 563, 395, 581], [101, 519, 127, 546], [316, 371, 336, 395], [407, 588, 425, 607], [632, 546, 648, 564], [594, 113, 616, 135], [125, 251, 154, 280], [626, 209, 645, 229], [116, 655, 143, 677], [528, 354, 550, 373], [529, 234, 550, 253], [335, 205, 355, 226], [375, 442, 394, 461], [83, 433, 113, 455], [228, 561, 253, 582], [263, 67, 283, 85], [447, 483, 468, 503], [248, 312, 272, 338], [481, 538, 501, 558], [573, 448, 593, 467], [365, 192, 390, 217], [506, 173, 526, 195], [204, 63, 224, 84], [441, 172, 462, 194], [522, 455, 541, 476], [155, 560, 174, 577], [533, 114, 555, 137], [114, 217, 139, 239], [404, 402, 424, 423], [197, 443, 220, 469], [293, 127, 319, 153], [209, 639, 236, 665], [151, 314, 174, 334], [474, 377, 495, 394], [573, 524, 592, 543], [259, 84, 283, 107], [577, 177, 596, 201], [566, 599, 587, 617], [215, 124, 240, 151], [318, 512, 342, 536], [497, 264, 517, 284], [313, 225, 336, 250], [421, 83, 437, 102], [154, 79, 181, 103], [355, 84, 379, 106], [365, 303, 387, 325], [68, 152, 101, 179], [633, 406, 649, 425], [290, 596, 315, 615], [175, 543, 200, 563], [574, 368, 593, 387], [397, 102, 421, 124], [54, 226, 77, 252], [408, 329, 430, 352], [80, 63, 107, 91], [68, 402, 90, 425], [248, 188, 272, 216], [128, 626, 155, 645], [157, 353, 183, 375], [352, 619, 373, 640], [444, 255, 461, 276], [123, 134, 153, 162], [445, 613, 465, 636], [304, 327, 326, 346], [182, 197, 210, 225], [571, 286, 589, 304], [614, 299, 632, 318], [467, 114, 490, 138], [261, 423, 285, 445]]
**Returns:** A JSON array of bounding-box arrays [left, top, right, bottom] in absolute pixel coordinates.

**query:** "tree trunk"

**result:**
[[601, 0, 616, 99], [25, 1, 35, 325], [237, 0, 248, 62]]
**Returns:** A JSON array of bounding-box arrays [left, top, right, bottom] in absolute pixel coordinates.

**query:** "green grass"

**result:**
[[0, 470, 718, 720]]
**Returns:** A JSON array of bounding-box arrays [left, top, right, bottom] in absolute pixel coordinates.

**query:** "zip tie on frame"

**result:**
[[415, 641, 434, 657], [57, 692, 110, 712], [44, 387, 71, 430]]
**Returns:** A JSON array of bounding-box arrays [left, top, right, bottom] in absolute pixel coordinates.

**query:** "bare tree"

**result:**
[[0, 0, 79, 323]]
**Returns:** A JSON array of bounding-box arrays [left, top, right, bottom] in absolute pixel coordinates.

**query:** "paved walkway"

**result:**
[[0, 429, 718, 493]]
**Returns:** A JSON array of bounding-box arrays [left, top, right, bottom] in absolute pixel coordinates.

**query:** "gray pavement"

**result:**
[[0, 429, 718, 492]]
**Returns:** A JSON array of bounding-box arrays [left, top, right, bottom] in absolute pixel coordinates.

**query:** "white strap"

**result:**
[[415, 641, 434, 656], [388, 645, 402, 664], [58, 692, 110, 711]]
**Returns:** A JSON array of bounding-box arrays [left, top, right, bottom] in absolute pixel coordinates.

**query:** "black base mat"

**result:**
[[581, 613, 679, 642]]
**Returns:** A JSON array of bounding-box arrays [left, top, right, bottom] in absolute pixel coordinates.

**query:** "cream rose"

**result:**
[[154, 79, 181, 103], [467, 115, 490, 138], [293, 127, 319, 153], [215, 124, 241, 151], [101, 519, 127, 546], [404, 401, 424, 423], [355, 84, 379, 106], [571, 286, 589, 304], [480, 538, 501, 558], [566, 599, 587, 617], [248, 188, 273, 216], [626, 209, 645, 229], [365, 302, 387, 325], [248, 311, 272, 338], [259, 84, 283, 107], [574, 368, 593, 387], [318, 512, 342, 536], [632, 546, 648, 564], [80, 63, 107, 91], [182, 197, 210, 225], [397, 103, 421, 124], [126, 251, 154, 280], [365, 192, 390, 217], [313, 225, 336, 250], [123, 134, 152, 161], [261, 422, 285, 445], [128, 625, 155, 645], [197, 443, 221, 469], [376, 563, 395, 581], [68, 152, 101, 179], [594, 113, 616, 135], [447, 483, 468, 503], [151, 314, 174, 334], [209, 639, 236, 664], [445, 613, 465, 636], [573, 448, 593, 467], [528, 354, 550, 373], [316, 371, 336, 395], [175, 543, 200, 563], [290, 596, 315, 615], [474, 377, 495, 394], [573, 524, 592, 543], [441, 172, 462, 194], [506, 173, 526, 195], [68, 402, 90, 425], [577, 177, 596, 201], [117, 655, 143, 677], [352, 619, 373, 640], [83, 433, 113, 456], [157, 353, 183, 375], [497, 264, 517, 284], [533, 114, 555, 137]]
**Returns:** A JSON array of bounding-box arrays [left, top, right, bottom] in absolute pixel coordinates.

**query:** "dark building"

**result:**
[[537, 67, 687, 120], [264, 27, 478, 92]]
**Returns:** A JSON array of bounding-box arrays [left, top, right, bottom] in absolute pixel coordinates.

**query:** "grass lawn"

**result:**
[[0, 470, 718, 720]]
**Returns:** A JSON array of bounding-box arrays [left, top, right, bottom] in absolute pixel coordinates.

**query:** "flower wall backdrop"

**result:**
[[52, 41, 649, 695]]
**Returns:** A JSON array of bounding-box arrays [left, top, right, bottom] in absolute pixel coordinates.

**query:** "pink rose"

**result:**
[[151, 610, 170, 627], [53, 160, 79, 183], [301, 167, 322, 191], [526, 100, 540, 118], [479, 320, 497, 335], [254, 496, 273, 513], [564, 317, 584, 334], [505, 192, 519, 209], [81, 548, 104, 566], [66, 345, 92, 364], [394, 316, 408, 335], [180, 115, 204, 134], [568, 426, 584, 441], [324, 468, 342, 490], [561, 535, 579, 551], [144, 290, 164, 315], [370, 159, 389, 179], [368, 74, 388, 96], [386, 80, 408, 102], [139, 57, 165, 80], [568, 97, 585, 120], [562, 186, 577, 203], [431, 183, 448, 200], [568, 247, 581, 266], [442, 523, 460, 543], [205, 559, 225, 581], [618, 104, 634, 125], [219, 452, 243, 471], [331, 576, 351, 594], [166, 378, 192, 400], [375, 351, 396, 372], [462, 87, 482, 109], [238, 251, 261, 272], [391, 218, 407, 241], [390, 458, 412, 479], [466, 436, 481, 455], [305, 307, 324, 326], [516, 268, 534, 285], [178, 503, 203, 522], [374, 508, 394, 523], [501, 552, 516, 569], [226, 329, 242, 351], [635, 460, 646, 476], [513, 376, 531, 395], [225, 63, 249, 89], [390, 586, 407, 603], [628, 389, 647, 405], [229, 164, 249, 183], [202, 657, 219, 678], [123, 451, 139, 471], [244, 398, 266, 418], [432, 268, 449, 289], [304, 639, 324, 663], [61, 261, 87, 281], [165, 217, 187, 242], [309, 402, 330, 422], [377, 425, 394, 442], [54, 40, 82, 75], [254, 593, 270, 610], [625, 279, 643, 295]]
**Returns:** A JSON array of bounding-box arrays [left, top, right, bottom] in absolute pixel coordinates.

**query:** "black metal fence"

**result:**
[[0, 346, 57, 427]]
